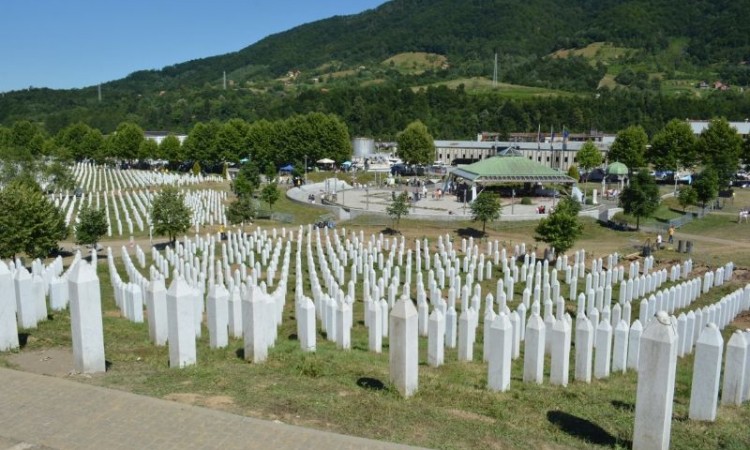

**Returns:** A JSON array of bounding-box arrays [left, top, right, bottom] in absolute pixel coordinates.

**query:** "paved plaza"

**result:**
[[288, 181, 573, 221], [0, 368, 421, 450]]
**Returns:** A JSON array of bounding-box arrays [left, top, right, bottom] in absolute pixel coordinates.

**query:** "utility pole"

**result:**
[[492, 53, 498, 88], [98, 83, 102, 102]]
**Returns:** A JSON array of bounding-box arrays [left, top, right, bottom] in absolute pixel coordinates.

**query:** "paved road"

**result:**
[[0, 368, 422, 450]]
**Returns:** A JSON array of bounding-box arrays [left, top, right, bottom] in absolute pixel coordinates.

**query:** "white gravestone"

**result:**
[[721, 330, 747, 406], [390, 296, 418, 398], [146, 277, 169, 346], [0, 263, 19, 351], [633, 311, 678, 450], [574, 316, 594, 383], [487, 312, 513, 392], [68, 261, 106, 373], [167, 277, 197, 368], [207, 284, 229, 349], [688, 323, 723, 421]]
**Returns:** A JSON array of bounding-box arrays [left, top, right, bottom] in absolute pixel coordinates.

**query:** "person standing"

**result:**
[[668, 225, 675, 244]]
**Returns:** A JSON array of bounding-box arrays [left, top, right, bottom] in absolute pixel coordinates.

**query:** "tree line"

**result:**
[[0, 112, 352, 170]]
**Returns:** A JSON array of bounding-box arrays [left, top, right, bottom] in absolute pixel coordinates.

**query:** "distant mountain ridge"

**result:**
[[115, 0, 749, 91], [3, 0, 750, 135]]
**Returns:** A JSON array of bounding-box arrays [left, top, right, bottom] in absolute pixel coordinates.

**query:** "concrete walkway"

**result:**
[[288, 181, 586, 221], [0, 368, 422, 450]]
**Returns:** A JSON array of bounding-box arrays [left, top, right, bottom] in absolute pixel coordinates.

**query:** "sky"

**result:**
[[0, 0, 388, 93]]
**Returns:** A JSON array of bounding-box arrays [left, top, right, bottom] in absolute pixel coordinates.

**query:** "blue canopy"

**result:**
[[280, 164, 293, 172]]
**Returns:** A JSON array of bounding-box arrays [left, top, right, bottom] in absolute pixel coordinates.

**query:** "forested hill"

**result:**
[[2, 0, 750, 135], [78, 0, 750, 90]]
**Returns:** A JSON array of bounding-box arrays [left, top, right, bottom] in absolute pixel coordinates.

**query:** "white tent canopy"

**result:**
[[317, 158, 335, 164]]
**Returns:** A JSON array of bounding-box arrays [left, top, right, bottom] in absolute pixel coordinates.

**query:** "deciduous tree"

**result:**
[[576, 141, 603, 182], [619, 170, 660, 230], [470, 191, 502, 235], [608, 125, 648, 173], [150, 186, 191, 244], [226, 196, 256, 225], [75, 206, 108, 249], [648, 119, 697, 172], [693, 168, 719, 210], [695, 118, 743, 187], [397, 120, 434, 165], [675, 185, 695, 212], [260, 183, 280, 211], [0, 180, 68, 259], [534, 197, 583, 255], [386, 192, 410, 230]]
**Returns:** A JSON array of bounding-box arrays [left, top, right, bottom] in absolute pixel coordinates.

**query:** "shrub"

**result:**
[[520, 197, 532, 205]]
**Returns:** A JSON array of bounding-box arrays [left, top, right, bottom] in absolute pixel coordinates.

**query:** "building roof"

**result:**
[[449, 156, 576, 185], [688, 120, 750, 135]]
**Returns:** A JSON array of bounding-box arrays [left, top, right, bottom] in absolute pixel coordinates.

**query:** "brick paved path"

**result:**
[[0, 368, 422, 450]]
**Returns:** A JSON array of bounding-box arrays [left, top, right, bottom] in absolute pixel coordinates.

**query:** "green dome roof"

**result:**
[[607, 162, 629, 175]]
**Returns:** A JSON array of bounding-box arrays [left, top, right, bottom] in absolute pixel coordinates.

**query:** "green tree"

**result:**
[[619, 171, 660, 230], [692, 168, 719, 210], [138, 139, 159, 161], [695, 118, 743, 187], [386, 191, 410, 230], [159, 135, 183, 164], [232, 160, 261, 198], [216, 119, 249, 163], [260, 183, 280, 211], [397, 120, 434, 165], [567, 165, 580, 181], [534, 197, 583, 254], [470, 191, 502, 235], [576, 141, 603, 182], [183, 120, 220, 164], [42, 161, 75, 193], [0, 180, 68, 259], [150, 186, 191, 244], [108, 122, 144, 160], [677, 185, 697, 212], [648, 119, 697, 172], [75, 206, 108, 249], [608, 125, 648, 174], [226, 196, 256, 225]]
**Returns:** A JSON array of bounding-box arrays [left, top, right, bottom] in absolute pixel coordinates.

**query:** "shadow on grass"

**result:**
[[456, 227, 485, 239], [611, 400, 635, 412], [356, 377, 386, 391], [235, 348, 244, 360], [381, 227, 401, 236], [18, 333, 29, 348], [547, 410, 630, 448], [288, 333, 298, 341]]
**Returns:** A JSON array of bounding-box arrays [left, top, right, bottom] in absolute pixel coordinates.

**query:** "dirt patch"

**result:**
[[163, 392, 237, 412], [732, 268, 750, 283], [731, 311, 750, 330], [7, 348, 75, 377], [445, 408, 495, 424]]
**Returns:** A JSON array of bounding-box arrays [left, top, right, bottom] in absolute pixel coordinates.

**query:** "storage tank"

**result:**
[[352, 137, 375, 158]]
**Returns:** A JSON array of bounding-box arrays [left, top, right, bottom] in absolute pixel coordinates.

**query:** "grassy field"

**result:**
[[4, 180, 750, 449]]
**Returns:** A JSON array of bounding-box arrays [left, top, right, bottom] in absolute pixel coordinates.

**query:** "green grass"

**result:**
[[4, 180, 750, 449], [5, 245, 750, 449]]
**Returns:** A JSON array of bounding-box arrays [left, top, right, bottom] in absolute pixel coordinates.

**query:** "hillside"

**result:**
[[2, 0, 750, 133], [107, 0, 749, 91]]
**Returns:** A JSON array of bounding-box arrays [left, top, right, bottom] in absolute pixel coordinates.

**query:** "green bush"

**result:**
[[567, 165, 580, 181], [520, 197, 532, 205], [192, 161, 202, 176]]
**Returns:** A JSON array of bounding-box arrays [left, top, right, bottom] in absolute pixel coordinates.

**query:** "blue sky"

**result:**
[[0, 0, 387, 93]]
